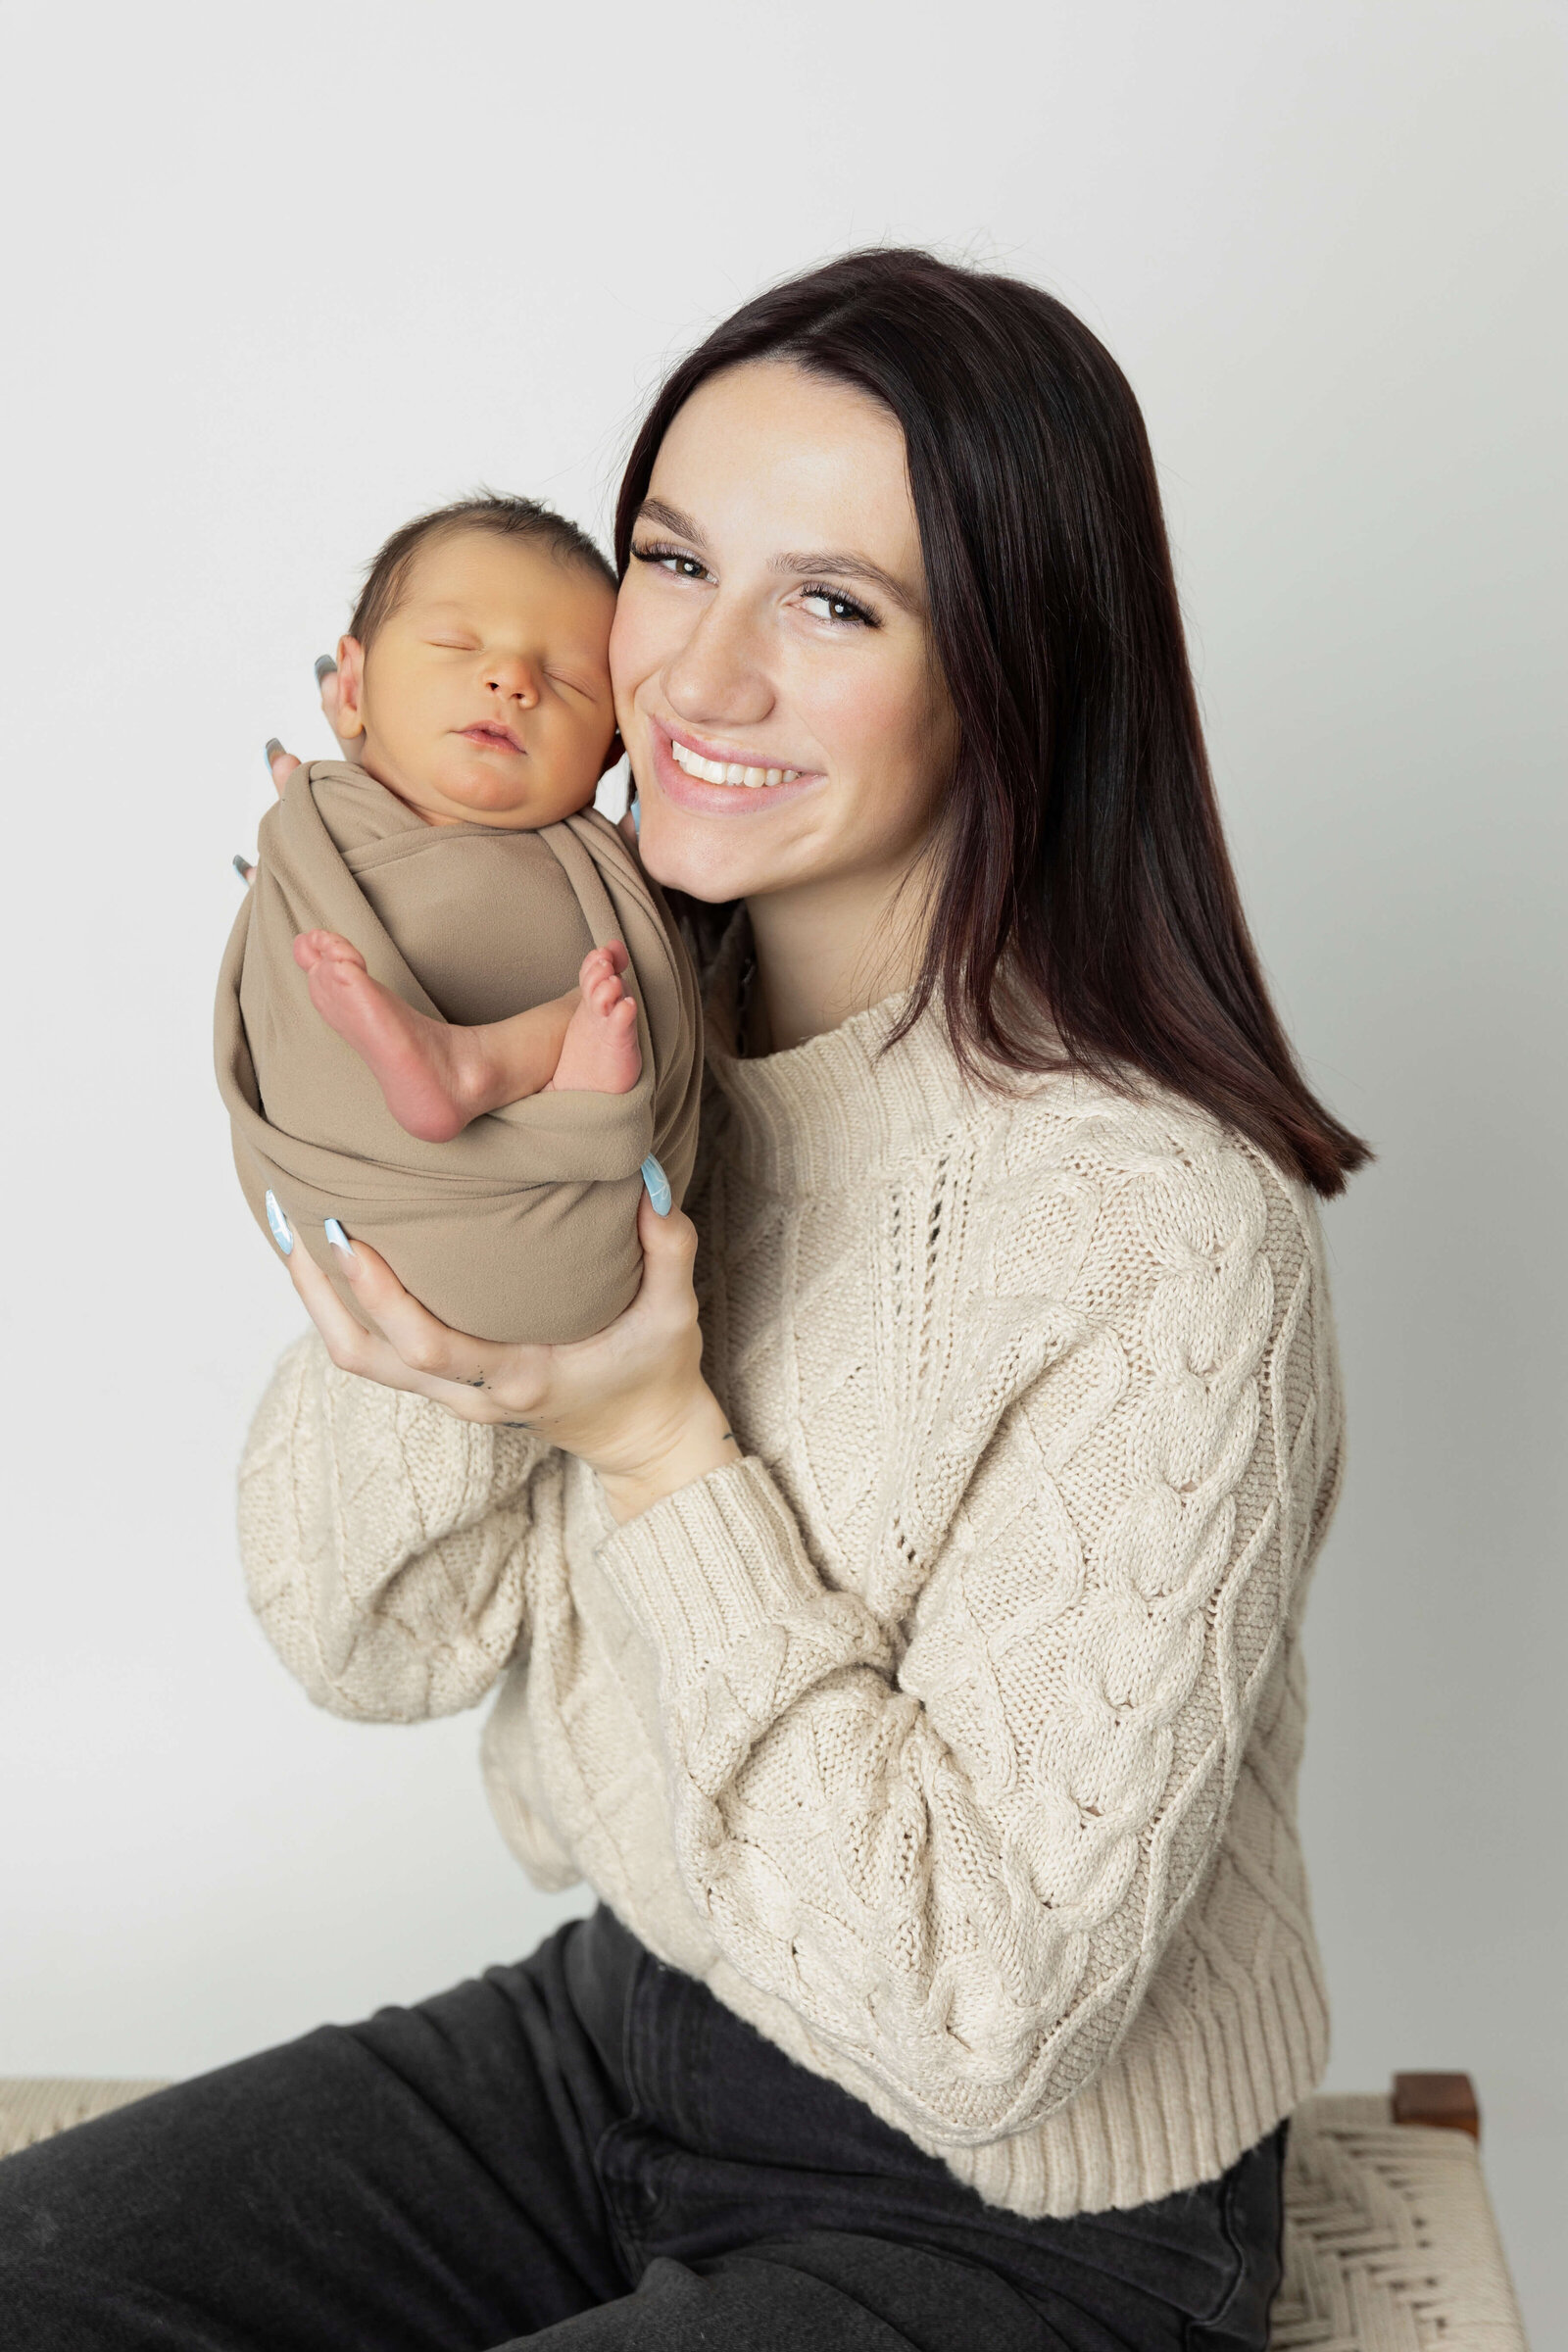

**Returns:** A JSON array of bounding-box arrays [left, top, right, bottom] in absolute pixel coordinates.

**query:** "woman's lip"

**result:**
[[647, 719, 821, 813]]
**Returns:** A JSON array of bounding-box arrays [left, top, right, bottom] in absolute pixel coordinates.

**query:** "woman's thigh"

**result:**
[[0, 1924, 628, 2352], [517, 2234, 1056, 2351]]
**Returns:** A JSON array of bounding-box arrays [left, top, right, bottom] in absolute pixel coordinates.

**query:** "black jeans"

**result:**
[[0, 1908, 1285, 2349]]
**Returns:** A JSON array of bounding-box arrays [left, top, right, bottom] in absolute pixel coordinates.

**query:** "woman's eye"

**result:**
[[801, 586, 876, 628], [632, 540, 710, 583]]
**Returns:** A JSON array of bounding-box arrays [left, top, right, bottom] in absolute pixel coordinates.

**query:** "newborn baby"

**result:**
[[216, 497, 702, 1344]]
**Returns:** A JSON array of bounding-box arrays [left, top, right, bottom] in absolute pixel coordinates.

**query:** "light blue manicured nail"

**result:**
[[265, 1190, 293, 1255], [315, 655, 338, 685], [630, 793, 641, 837], [641, 1155, 671, 1215], [233, 853, 254, 884], [324, 1217, 356, 1263], [264, 737, 283, 771]]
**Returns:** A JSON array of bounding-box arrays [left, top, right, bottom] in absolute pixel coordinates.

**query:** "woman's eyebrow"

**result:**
[[772, 551, 920, 613], [636, 499, 708, 545]]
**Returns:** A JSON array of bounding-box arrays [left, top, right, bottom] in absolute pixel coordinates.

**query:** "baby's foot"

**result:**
[[550, 944, 642, 1095], [292, 930, 483, 1142]]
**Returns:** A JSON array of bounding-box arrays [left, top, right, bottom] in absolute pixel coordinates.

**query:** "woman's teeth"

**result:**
[[669, 738, 801, 789]]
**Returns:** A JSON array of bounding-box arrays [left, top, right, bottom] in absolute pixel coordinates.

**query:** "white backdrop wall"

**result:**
[[1, 0, 1562, 2334]]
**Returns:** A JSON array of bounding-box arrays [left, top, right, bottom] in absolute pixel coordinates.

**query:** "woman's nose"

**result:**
[[662, 598, 773, 732]]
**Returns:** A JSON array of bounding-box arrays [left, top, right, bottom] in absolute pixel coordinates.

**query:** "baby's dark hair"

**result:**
[[349, 493, 615, 646]]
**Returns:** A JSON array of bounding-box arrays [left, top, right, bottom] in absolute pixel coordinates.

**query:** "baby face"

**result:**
[[346, 528, 618, 829]]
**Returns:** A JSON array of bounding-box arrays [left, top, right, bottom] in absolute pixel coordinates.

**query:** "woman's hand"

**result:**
[[281, 1193, 740, 1525]]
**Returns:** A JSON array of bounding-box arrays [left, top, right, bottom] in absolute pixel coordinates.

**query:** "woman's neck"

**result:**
[[743, 859, 931, 1054]]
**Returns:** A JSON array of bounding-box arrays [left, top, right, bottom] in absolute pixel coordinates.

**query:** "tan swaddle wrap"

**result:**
[[215, 761, 702, 1343]]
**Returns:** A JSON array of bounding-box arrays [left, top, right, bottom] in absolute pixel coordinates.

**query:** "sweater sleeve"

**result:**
[[595, 1142, 1336, 2148], [237, 1329, 557, 1722]]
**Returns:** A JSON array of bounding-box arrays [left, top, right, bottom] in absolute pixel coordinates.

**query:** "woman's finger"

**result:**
[[279, 1222, 413, 1382], [629, 1194, 699, 1307], [266, 738, 301, 799]]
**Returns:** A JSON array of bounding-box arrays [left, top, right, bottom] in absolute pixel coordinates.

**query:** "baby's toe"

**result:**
[[585, 963, 628, 1015], [297, 929, 366, 975], [580, 942, 630, 990]]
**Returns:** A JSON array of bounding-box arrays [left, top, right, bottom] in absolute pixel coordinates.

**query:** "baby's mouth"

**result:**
[[460, 723, 523, 754]]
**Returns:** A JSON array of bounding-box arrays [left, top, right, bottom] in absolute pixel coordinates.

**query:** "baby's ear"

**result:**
[[331, 636, 368, 741]]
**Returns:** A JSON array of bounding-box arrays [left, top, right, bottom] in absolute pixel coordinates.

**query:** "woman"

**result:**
[[4, 250, 1365, 2349]]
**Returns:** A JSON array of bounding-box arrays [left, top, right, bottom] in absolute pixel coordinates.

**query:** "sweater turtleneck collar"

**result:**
[[699, 913, 982, 1195]]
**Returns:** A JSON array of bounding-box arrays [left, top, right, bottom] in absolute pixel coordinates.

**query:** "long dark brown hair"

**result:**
[[614, 249, 1368, 1196]]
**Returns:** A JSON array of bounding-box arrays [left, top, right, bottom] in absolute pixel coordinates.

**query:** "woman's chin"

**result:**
[[633, 768, 817, 903], [636, 802, 756, 903]]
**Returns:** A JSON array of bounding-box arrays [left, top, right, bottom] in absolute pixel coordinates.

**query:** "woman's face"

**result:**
[[610, 360, 957, 912]]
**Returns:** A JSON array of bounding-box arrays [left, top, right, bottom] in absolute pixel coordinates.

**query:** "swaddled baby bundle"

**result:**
[[216, 761, 702, 1344]]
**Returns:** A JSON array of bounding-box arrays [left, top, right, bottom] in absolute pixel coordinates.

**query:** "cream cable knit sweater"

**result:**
[[238, 979, 1345, 2221]]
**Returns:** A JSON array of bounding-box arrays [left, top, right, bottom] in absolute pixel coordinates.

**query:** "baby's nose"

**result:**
[[487, 659, 540, 706]]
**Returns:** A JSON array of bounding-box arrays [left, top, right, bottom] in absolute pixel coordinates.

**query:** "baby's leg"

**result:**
[[549, 945, 642, 1095], [294, 932, 577, 1141]]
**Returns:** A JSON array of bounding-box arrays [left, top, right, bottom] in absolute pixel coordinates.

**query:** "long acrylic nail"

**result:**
[[264, 738, 283, 772], [233, 853, 255, 884], [324, 1217, 358, 1268], [265, 1191, 293, 1255], [640, 1155, 671, 1215], [315, 655, 338, 685]]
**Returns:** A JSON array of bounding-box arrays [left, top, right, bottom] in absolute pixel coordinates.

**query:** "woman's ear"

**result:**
[[332, 636, 368, 740]]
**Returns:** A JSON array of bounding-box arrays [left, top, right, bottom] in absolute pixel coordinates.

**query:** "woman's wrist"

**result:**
[[595, 1385, 742, 1526]]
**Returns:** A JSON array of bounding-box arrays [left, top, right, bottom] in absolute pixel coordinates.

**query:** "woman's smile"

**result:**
[[653, 716, 817, 814], [668, 729, 803, 790]]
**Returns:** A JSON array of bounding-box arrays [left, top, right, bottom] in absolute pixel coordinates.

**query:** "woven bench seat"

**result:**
[[0, 2075, 1529, 2346], [1274, 2089, 1526, 2350]]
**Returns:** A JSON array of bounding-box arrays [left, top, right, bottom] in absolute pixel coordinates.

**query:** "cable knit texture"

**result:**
[[238, 973, 1345, 2219]]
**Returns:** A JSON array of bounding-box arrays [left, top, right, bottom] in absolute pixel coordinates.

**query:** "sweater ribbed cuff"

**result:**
[[595, 1455, 840, 1687]]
